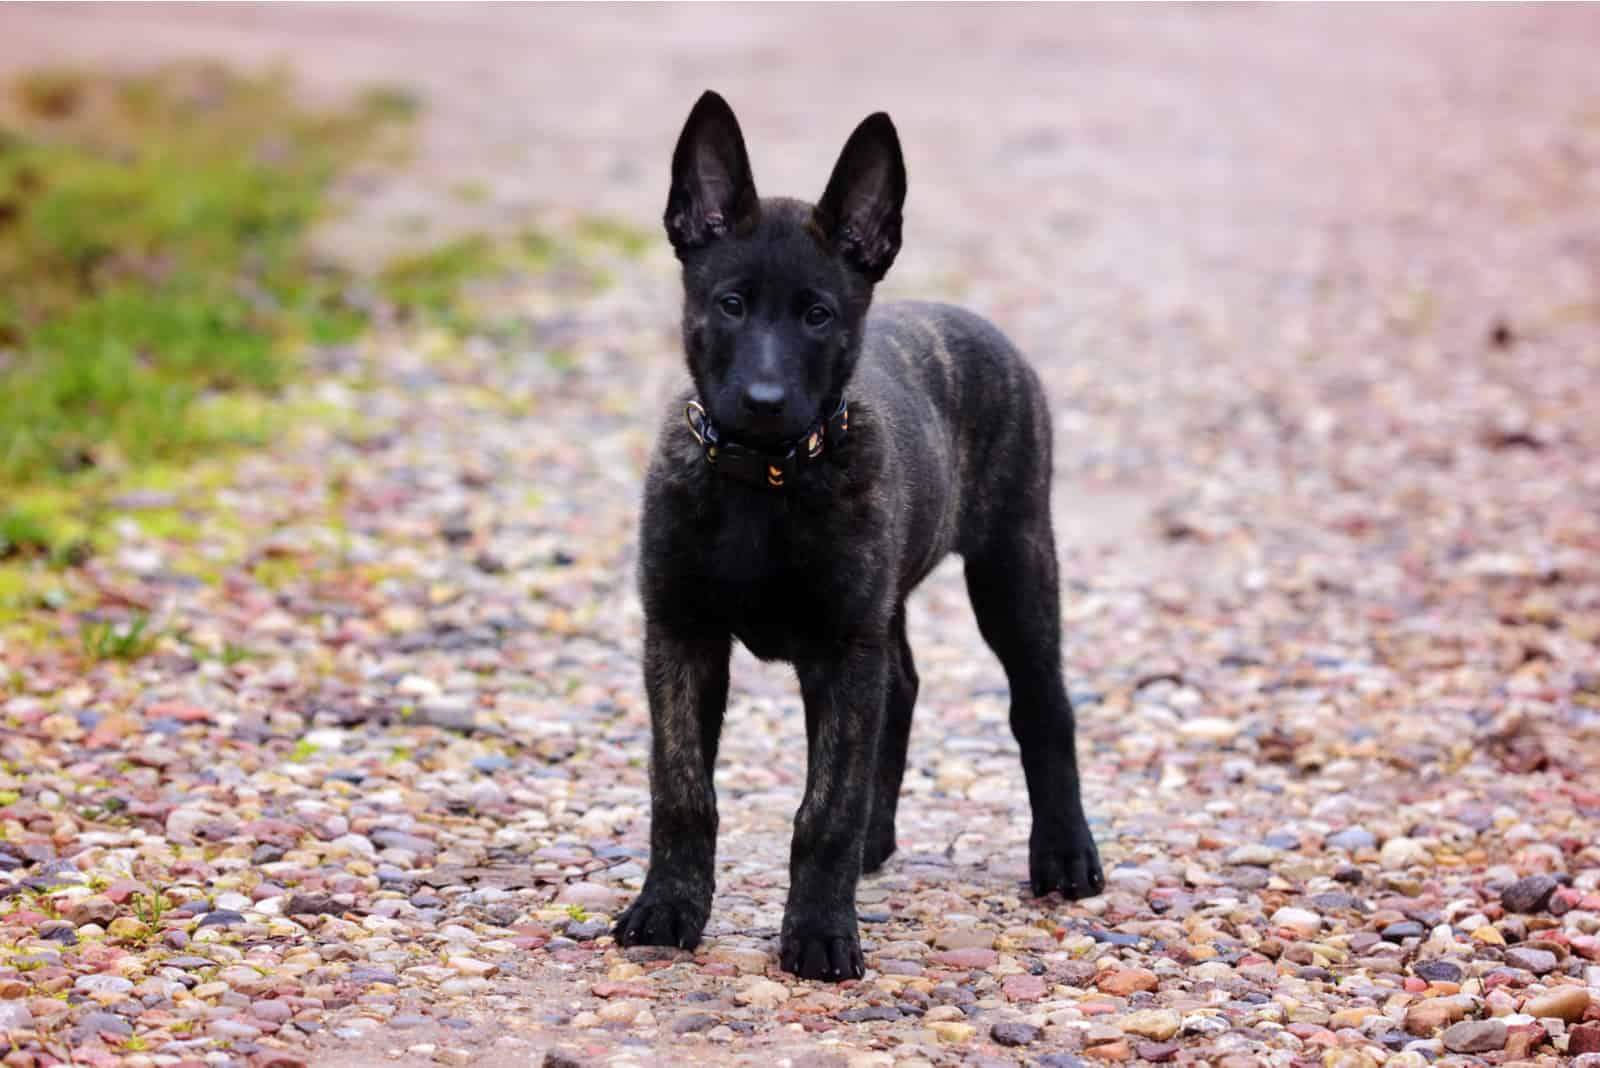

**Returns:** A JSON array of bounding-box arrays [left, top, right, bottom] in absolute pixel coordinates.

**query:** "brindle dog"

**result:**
[[614, 91, 1104, 981]]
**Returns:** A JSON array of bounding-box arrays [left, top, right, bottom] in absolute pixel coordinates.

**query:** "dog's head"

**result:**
[[665, 91, 905, 447]]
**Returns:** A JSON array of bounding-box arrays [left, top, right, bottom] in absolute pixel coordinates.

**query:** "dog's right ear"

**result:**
[[665, 91, 759, 256]]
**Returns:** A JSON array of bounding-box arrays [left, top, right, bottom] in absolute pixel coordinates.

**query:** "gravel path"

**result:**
[[3, 6, 1600, 1068]]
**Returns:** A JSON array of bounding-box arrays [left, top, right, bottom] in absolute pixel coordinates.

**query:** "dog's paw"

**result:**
[[1029, 826, 1105, 900], [612, 891, 708, 950], [779, 923, 864, 982]]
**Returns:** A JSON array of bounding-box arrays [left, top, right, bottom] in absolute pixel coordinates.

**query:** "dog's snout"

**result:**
[[742, 381, 786, 417]]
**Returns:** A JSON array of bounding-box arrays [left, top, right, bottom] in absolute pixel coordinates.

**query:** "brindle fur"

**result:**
[[614, 91, 1104, 981]]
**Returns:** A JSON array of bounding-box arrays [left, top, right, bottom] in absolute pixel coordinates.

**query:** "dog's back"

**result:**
[[856, 300, 1055, 591]]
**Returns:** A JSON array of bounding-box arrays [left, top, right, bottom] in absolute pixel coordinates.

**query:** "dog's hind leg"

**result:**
[[613, 626, 730, 949], [963, 517, 1105, 900], [864, 604, 917, 874]]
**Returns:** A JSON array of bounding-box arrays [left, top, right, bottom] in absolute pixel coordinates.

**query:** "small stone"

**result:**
[[283, 893, 342, 916], [929, 947, 998, 969], [107, 916, 147, 939], [839, 1006, 902, 1023], [928, 1020, 976, 1042], [0, 1002, 33, 1031], [1119, 1009, 1180, 1041], [74, 974, 134, 996], [1271, 907, 1322, 936], [708, 946, 768, 973], [733, 976, 789, 1008], [1001, 974, 1047, 1001], [1382, 921, 1425, 942], [1500, 874, 1558, 914], [565, 919, 609, 941], [1325, 827, 1377, 851], [68, 895, 119, 926], [933, 927, 995, 949], [197, 909, 246, 927], [1441, 1018, 1507, 1053], [673, 1012, 720, 1034], [448, 956, 496, 977], [1522, 987, 1589, 1021], [250, 1000, 294, 1024], [1179, 717, 1241, 742], [1084, 1040, 1132, 1062], [209, 1018, 264, 1040], [74, 1011, 134, 1039], [542, 1051, 584, 1068], [556, 882, 624, 912], [1380, 837, 1429, 869], [1413, 960, 1462, 983], [1405, 999, 1466, 1035], [252, 1054, 309, 1068], [1226, 844, 1279, 866], [1571, 1022, 1600, 1054], [1136, 1043, 1179, 1063], [991, 1021, 1041, 1047], [1504, 947, 1557, 975], [1096, 968, 1158, 996]]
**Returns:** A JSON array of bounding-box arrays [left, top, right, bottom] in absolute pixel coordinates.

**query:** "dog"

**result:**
[[613, 91, 1104, 981]]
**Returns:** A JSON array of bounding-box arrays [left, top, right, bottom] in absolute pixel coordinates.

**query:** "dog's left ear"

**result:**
[[814, 113, 906, 282]]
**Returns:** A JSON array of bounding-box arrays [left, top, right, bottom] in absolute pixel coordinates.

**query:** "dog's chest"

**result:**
[[703, 501, 855, 661]]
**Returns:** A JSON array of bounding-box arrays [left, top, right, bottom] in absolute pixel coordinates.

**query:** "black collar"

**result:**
[[684, 397, 850, 490]]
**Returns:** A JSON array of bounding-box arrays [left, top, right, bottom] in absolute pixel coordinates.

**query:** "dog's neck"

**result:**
[[683, 395, 850, 491]]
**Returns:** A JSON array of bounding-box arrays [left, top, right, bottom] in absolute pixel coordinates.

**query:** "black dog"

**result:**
[[614, 91, 1104, 981]]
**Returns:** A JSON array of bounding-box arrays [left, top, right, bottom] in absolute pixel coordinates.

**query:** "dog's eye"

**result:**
[[803, 304, 833, 328], [718, 294, 745, 319]]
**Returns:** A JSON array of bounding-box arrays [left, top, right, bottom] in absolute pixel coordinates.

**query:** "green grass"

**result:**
[[80, 613, 158, 662], [377, 227, 563, 332], [0, 64, 400, 487]]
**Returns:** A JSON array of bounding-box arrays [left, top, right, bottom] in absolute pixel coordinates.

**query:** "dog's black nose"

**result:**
[[742, 382, 786, 417]]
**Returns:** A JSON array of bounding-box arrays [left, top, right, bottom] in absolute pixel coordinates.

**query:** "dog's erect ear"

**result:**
[[665, 91, 759, 256], [814, 113, 906, 282]]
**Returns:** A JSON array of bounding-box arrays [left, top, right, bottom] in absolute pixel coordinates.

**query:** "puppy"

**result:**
[[615, 91, 1104, 981]]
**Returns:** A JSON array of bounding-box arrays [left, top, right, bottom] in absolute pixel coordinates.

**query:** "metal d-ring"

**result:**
[[684, 401, 709, 446]]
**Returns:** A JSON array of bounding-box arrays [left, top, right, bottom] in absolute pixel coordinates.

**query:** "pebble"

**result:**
[[0, 1003, 33, 1031], [1572, 1023, 1600, 1054], [1441, 1018, 1507, 1053], [68, 895, 119, 926], [1379, 838, 1431, 869], [1501, 874, 1559, 914], [1325, 827, 1377, 851], [991, 1022, 1041, 1047], [733, 977, 789, 1008], [1270, 907, 1322, 936], [928, 1020, 976, 1042], [1096, 968, 1159, 996], [74, 974, 134, 996], [1120, 1010, 1181, 1041], [1504, 947, 1558, 975], [1522, 987, 1589, 1020]]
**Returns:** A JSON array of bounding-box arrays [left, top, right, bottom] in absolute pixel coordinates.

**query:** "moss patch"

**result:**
[[0, 64, 404, 486]]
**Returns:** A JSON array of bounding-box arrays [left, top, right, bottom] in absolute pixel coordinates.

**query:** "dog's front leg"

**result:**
[[613, 626, 730, 950], [782, 640, 888, 981]]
